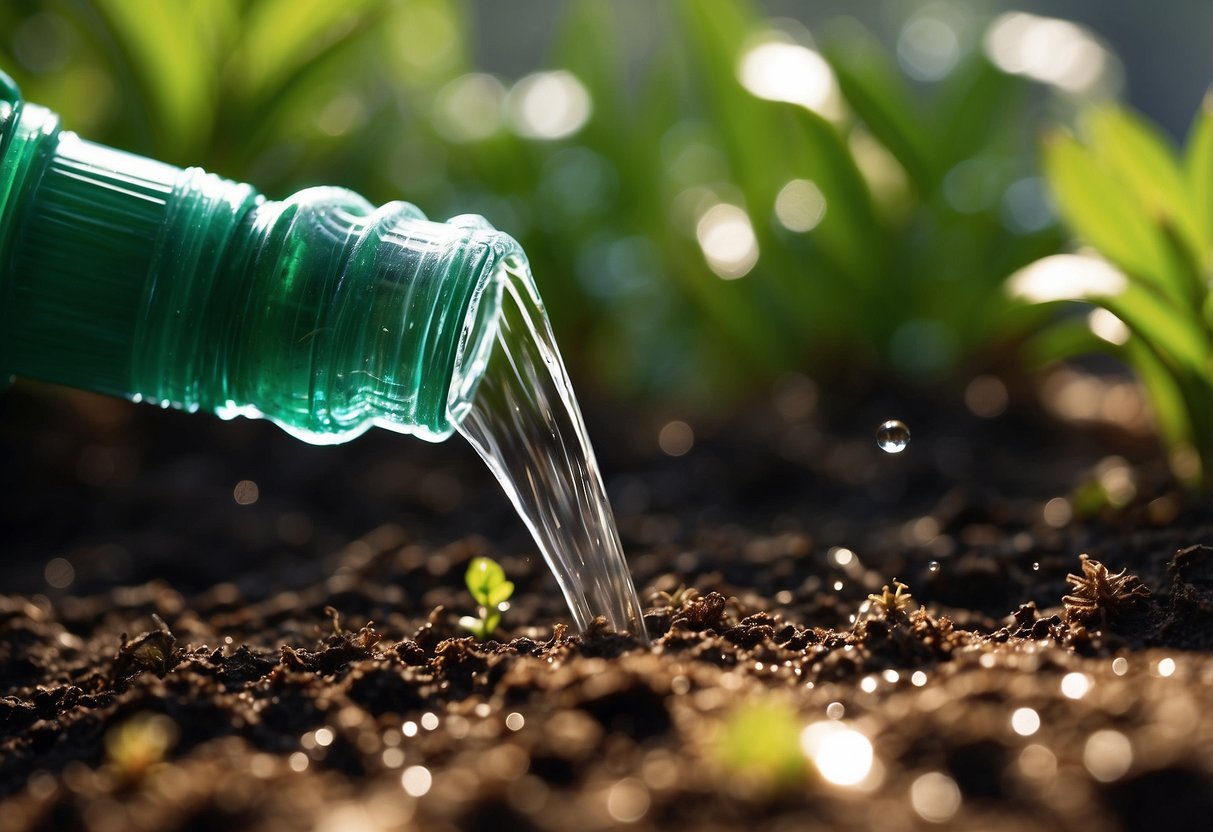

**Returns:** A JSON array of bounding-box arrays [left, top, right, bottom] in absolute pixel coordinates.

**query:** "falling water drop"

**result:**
[[1031, 562, 1041, 572], [927, 560, 940, 573], [876, 420, 911, 453]]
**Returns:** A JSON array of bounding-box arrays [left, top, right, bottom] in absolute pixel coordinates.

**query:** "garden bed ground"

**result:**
[[3, 378, 1213, 832]]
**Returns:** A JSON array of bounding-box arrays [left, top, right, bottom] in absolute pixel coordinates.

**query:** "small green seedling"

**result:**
[[460, 556, 514, 639], [712, 701, 807, 791], [105, 712, 179, 783]]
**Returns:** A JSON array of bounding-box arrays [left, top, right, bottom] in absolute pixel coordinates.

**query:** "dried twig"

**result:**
[[1062, 554, 1150, 624]]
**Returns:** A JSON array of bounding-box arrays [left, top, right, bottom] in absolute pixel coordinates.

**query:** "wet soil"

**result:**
[[3, 378, 1213, 832]]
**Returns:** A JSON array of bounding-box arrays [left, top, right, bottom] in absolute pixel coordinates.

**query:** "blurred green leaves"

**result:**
[[1026, 101, 1213, 488], [621, 2, 1064, 394], [822, 22, 937, 192], [1, 0, 1068, 406], [4, 0, 460, 174], [526, 0, 1065, 399], [88, 0, 220, 151]]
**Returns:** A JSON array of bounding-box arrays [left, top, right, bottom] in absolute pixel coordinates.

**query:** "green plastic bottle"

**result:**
[[0, 72, 516, 444]]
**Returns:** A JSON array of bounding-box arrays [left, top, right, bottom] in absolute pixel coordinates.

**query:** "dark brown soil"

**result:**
[[3, 379, 1213, 832]]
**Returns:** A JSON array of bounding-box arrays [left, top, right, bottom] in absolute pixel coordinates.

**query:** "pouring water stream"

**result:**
[[455, 256, 646, 637]]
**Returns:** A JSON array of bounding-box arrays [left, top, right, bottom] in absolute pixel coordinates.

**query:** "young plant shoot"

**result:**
[[460, 556, 514, 639]]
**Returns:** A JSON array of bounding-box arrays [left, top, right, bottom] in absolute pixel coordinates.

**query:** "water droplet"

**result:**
[[1031, 561, 1041, 571], [928, 560, 940, 573], [876, 419, 911, 453]]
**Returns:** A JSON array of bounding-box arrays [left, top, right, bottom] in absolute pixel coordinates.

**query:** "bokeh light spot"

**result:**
[[696, 203, 758, 279], [774, 179, 827, 232], [508, 71, 591, 140]]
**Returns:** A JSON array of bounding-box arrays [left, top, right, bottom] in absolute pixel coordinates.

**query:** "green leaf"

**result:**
[[1021, 317, 1115, 369], [934, 54, 1025, 166], [1044, 133, 1170, 292], [1086, 107, 1202, 254], [487, 581, 515, 609], [665, 0, 813, 362], [483, 610, 501, 636], [1122, 338, 1198, 460], [89, 0, 227, 155], [784, 105, 884, 286], [465, 557, 506, 607], [1185, 91, 1213, 260], [554, 0, 626, 132], [1096, 284, 1208, 378], [820, 22, 935, 194], [1157, 219, 1208, 308], [233, 0, 380, 102]]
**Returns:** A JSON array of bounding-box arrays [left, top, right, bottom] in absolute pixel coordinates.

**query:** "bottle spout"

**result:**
[[335, 205, 523, 443], [168, 188, 523, 445], [444, 221, 524, 433]]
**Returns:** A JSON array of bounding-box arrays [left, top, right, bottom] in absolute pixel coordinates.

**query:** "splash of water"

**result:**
[[456, 257, 646, 636]]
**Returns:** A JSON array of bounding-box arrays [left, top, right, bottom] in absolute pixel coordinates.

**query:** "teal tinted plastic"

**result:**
[[0, 72, 513, 443], [180, 189, 518, 443]]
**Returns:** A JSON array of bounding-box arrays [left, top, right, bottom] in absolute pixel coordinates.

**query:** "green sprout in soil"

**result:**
[[650, 583, 702, 611], [104, 712, 179, 783], [460, 556, 514, 640], [1017, 95, 1213, 490], [713, 700, 807, 792]]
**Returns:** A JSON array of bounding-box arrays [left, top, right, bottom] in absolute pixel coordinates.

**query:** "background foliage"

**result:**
[[1016, 101, 1213, 488], [1, 0, 1203, 449]]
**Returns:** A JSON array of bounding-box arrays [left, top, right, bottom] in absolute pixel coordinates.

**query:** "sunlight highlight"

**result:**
[[737, 39, 841, 118], [775, 179, 827, 232], [1088, 307, 1130, 345], [696, 203, 759, 279], [799, 722, 874, 787], [401, 765, 432, 797], [1084, 730, 1132, 782], [1006, 254, 1128, 303], [434, 73, 506, 143], [1011, 707, 1040, 737], [897, 16, 960, 81], [910, 771, 961, 823], [984, 13, 1115, 96], [1061, 672, 1091, 699], [508, 70, 592, 140]]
